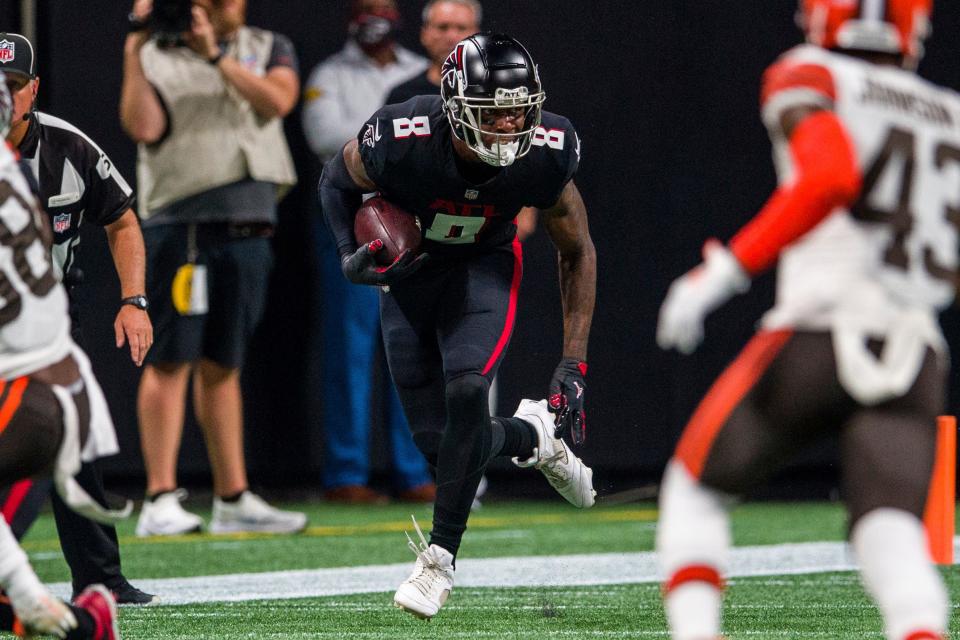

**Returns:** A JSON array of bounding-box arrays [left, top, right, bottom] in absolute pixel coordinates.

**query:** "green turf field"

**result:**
[[11, 499, 959, 638]]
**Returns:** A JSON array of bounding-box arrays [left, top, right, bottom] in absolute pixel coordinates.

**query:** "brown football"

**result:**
[[354, 197, 422, 266]]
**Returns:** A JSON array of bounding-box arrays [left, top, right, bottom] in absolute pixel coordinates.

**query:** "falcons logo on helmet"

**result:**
[[441, 43, 467, 92]]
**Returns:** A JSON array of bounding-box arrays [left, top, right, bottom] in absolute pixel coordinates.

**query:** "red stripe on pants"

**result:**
[[2, 479, 33, 525], [482, 237, 523, 376]]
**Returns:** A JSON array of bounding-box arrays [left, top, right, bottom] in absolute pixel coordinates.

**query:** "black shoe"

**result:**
[[76, 579, 159, 606], [113, 580, 158, 605]]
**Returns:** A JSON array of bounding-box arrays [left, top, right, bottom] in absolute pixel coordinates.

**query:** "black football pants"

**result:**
[[381, 240, 524, 556]]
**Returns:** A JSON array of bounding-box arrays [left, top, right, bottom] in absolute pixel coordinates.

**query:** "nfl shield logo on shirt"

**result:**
[[53, 213, 72, 233], [0, 40, 14, 63], [464, 189, 479, 200]]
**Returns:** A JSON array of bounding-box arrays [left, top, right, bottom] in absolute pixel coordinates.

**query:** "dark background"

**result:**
[[4, 1, 960, 499]]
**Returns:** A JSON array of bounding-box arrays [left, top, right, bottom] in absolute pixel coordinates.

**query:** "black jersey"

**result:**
[[357, 95, 579, 254], [19, 112, 135, 280]]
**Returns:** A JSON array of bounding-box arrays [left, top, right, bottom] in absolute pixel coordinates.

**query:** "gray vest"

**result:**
[[137, 26, 297, 219]]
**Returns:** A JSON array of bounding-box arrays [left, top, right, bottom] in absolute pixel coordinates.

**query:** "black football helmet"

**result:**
[[441, 33, 545, 167]]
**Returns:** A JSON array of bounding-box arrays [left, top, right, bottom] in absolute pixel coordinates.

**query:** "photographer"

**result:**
[[120, 0, 305, 536]]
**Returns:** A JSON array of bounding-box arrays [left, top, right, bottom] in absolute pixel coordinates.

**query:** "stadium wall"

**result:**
[[25, 1, 960, 496]]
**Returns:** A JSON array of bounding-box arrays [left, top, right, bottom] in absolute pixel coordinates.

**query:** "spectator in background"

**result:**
[[0, 31, 155, 605], [385, 0, 536, 240], [302, 0, 434, 504], [384, 0, 479, 105], [120, 0, 306, 536]]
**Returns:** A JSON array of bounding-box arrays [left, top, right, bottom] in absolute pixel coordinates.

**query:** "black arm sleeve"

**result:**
[[318, 148, 365, 261]]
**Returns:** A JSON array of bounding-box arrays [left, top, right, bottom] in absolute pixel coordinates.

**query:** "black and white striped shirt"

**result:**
[[18, 111, 135, 280]]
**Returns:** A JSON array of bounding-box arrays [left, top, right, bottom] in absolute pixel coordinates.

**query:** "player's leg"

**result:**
[[0, 478, 51, 539], [136, 222, 203, 536], [0, 378, 118, 638], [843, 350, 947, 640], [380, 262, 453, 619], [386, 377, 435, 500], [658, 330, 843, 640], [201, 228, 305, 534], [430, 242, 525, 559], [380, 262, 449, 471]]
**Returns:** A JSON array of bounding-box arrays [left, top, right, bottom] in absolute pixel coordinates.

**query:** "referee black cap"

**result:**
[[0, 33, 35, 80]]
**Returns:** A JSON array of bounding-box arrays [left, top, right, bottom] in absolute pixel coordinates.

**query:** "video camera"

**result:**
[[149, 0, 193, 48]]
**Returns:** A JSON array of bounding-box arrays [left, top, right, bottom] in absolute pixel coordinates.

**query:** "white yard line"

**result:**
[[45, 538, 960, 606]]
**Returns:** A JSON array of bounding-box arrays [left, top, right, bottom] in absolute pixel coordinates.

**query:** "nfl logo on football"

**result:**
[[53, 213, 72, 233], [0, 40, 14, 64]]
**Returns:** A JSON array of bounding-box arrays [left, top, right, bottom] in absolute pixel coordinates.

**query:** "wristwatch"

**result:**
[[208, 48, 225, 66], [121, 295, 149, 311]]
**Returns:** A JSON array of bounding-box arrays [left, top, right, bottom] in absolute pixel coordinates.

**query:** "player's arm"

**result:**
[[728, 104, 862, 274], [105, 210, 152, 367], [542, 180, 596, 361], [318, 139, 425, 286], [542, 180, 596, 443], [318, 138, 376, 260], [120, 1, 167, 144], [657, 60, 862, 354]]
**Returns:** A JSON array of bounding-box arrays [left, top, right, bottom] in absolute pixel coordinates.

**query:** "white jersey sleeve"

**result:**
[[760, 46, 960, 328], [757, 46, 960, 403], [0, 144, 71, 379]]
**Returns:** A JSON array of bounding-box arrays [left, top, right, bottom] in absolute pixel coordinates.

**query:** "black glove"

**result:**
[[548, 358, 587, 444], [340, 240, 428, 286]]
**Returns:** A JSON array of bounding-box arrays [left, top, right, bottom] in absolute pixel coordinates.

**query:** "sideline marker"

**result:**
[[924, 415, 956, 565]]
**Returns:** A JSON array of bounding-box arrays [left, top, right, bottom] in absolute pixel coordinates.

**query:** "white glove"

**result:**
[[657, 240, 750, 354], [8, 576, 77, 639]]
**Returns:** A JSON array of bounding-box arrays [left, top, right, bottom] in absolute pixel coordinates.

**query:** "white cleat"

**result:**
[[393, 517, 455, 620], [512, 399, 596, 508], [8, 583, 77, 639], [135, 489, 204, 537], [209, 491, 307, 534]]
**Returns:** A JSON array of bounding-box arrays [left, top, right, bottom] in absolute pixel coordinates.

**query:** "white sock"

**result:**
[[657, 460, 731, 640], [0, 517, 43, 601], [851, 508, 947, 640]]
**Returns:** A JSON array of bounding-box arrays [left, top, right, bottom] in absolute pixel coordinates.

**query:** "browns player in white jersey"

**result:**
[[0, 75, 123, 639], [656, 1, 951, 638]]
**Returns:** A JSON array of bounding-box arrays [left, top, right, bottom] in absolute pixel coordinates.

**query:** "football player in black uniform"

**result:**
[[318, 33, 596, 619]]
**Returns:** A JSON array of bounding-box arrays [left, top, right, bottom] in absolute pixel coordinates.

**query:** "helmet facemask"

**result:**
[[446, 85, 545, 167]]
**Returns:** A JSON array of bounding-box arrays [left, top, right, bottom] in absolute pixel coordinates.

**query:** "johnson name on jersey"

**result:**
[[760, 44, 960, 333], [0, 142, 70, 379], [357, 95, 579, 253]]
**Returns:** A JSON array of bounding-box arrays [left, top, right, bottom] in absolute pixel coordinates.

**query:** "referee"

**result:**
[[0, 32, 155, 605]]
